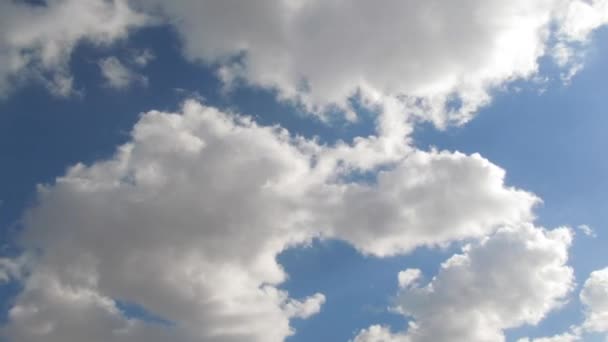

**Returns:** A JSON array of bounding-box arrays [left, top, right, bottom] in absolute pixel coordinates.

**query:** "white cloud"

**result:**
[[0, 0, 148, 97], [556, 0, 608, 42], [577, 224, 596, 237], [323, 149, 538, 256], [354, 225, 574, 342], [516, 265, 608, 342], [134, 0, 608, 127], [2, 1, 608, 116], [581, 267, 608, 333], [99, 57, 148, 90], [0, 2, 605, 341], [353, 325, 408, 342], [398, 269, 422, 289], [1, 100, 541, 341]]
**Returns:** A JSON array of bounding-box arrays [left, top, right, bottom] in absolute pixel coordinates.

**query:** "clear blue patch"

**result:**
[[115, 299, 174, 326]]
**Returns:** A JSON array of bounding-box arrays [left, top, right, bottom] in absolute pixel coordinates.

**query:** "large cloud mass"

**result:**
[[2, 1, 608, 341], [1, 100, 540, 341], [139, 0, 608, 126], [3, 0, 608, 128]]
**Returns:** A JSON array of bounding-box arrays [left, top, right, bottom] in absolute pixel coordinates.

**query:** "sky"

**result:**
[[0, 1, 607, 342]]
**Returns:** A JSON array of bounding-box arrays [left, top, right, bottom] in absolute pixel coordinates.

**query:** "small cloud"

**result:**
[[98, 57, 148, 90], [577, 224, 596, 238], [398, 268, 422, 289], [131, 49, 155, 68]]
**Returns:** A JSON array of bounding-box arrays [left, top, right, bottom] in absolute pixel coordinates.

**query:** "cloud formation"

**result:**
[[2, 1, 608, 341], [580, 267, 608, 333], [2, 100, 540, 341], [139, 0, 608, 126], [0, 0, 147, 96], [354, 225, 574, 342], [99, 57, 148, 90]]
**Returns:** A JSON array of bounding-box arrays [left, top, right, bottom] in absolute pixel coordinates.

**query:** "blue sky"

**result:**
[[1, 1, 608, 342]]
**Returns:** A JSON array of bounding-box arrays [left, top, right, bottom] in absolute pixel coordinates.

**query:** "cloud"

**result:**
[[0, 2, 605, 341], [398, 269, 422, 289], [324, 149, 538, 256], [0, 0, 148, 97], [556, 0, 608, 42], [1, 100, 540, 341], [99, 57, 148, 90], [516, 265, 608, 342], [135, 0, 608, 127], [576, 224, 596, 237], [2, 1, 608, 116], [354, 225, 574, 342], [580, 267, 608, 333], [130, 49, 155, 67]]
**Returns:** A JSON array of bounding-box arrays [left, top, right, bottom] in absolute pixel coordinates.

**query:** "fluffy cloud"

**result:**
[[354, 225, 574, 342], [324, 149, 538, 256], [1, 2, 605, 341], [0, 0, 147, 96], [3, 0, 608, 119], [515, 266, 608, 342], [2, 100, 540, 341], [99, 57, 148, 90], [136, 0, 608, 126], [580, 267, 608, 333]]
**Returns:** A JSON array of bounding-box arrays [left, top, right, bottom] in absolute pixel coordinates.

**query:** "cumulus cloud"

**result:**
[[133, 0, 608, 127], [580, 267, 608, 333], [0, 0, 147, 97], [354, 225, 574, 342], [1, 100, 541, 341], [99, 57, 148, 90], [516, 266, 608, 342], [324, 149, 538, 256], [2, 0, 608, 117], [2, 2, 605, 340]]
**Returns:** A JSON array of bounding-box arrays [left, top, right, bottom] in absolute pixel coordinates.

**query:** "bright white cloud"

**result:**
[[580, 267, 608, 333], [0, 0, 147, 97], [99, 57, 148, 90], [2, 0, 608, 119], [1, 100, 541, 341], [516, 266, 608, 342], [398, 269, 422, 289], [324, 149, 538, 256], [135, 0, 608, 127], [557, 0, 608, 42], [354, 225, 574, 342]]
